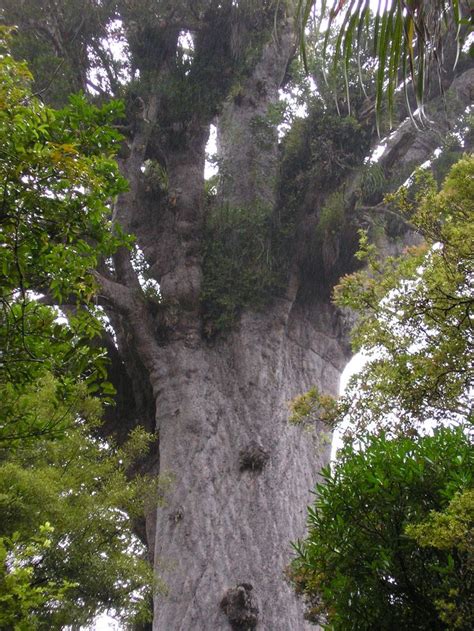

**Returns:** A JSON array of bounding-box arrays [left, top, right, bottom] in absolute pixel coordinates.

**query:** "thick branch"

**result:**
[[380, 67, 474, 178], [288, 62, 473, 302], [94, 272, 136, 314]]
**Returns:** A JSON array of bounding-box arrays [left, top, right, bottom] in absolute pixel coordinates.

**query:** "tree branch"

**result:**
[[93, 271, 135, 313]]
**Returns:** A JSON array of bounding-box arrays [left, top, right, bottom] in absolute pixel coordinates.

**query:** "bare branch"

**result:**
[[93, 271, 135, 313]]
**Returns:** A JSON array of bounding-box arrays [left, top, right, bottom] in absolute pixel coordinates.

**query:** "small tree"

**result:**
[[290, 157, 474, 629], [291, 428, 473, 630], [0, 32, 155, 626]]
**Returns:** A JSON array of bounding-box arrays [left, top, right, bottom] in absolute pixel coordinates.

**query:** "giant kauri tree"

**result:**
[[2, 1, 473, 628]]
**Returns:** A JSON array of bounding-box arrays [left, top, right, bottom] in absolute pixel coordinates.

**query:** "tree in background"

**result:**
[[290, 157, 473, 628], [1, 2, 472, 628], [0, 31, 155, 627]]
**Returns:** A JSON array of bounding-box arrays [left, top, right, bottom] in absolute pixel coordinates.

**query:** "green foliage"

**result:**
[[333, 156, 474, 435], [0, 34, 155, 627], [201, 202, 286, 335], [0, 33, 127, 303], [279, 109, 371, 291], [431, 113, 474, 185], [407, 489, 474, 553], [291, 427, 473, 630], [290, 8, 378, 121], [360, 162, 387, 204], [281, 109, 370, 196], [0, 30, 129, 440], [406, 489, 474, 629], [291, 156, 473, 627], [317, 191, 347, 239], [0, 369, 100, 446], [143, 159, 169, 194], [289, 386, 338, 428], [0, 523, 77, 630], [2, 1, 124, 104], [296, 1, 469, 131], [204, 174, 219, 201], [0, 411, 156, 628]]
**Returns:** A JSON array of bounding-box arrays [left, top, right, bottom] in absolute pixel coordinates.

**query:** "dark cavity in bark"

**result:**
[[239, 442, 270, 473], [221, 583, 259, 631]]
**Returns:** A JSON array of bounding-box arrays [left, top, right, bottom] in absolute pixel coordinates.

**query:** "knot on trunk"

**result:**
[[220, 583, 258, 630], [239, 441, 269, 472]]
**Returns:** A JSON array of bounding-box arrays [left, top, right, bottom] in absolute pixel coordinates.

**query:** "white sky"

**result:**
[[85, 617, 121, 631], [331, 352, 367, 461]]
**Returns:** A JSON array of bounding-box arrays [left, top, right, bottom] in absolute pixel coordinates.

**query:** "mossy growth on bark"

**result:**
[[280, 109, 371, 199], [359, 162, 388, 204], [201, 102, 376, 333], [316, 191, 347, 238], [274, 106, 375, 297], [201, 202, 290, 336]]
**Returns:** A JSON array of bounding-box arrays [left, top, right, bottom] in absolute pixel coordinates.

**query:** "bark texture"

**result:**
[[108, 54, 474, 628], [152, 302, 349, 630]]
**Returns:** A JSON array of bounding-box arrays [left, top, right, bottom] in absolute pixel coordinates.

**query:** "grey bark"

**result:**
[[152, 300, 349, 630], [216, 19, 295, 209]]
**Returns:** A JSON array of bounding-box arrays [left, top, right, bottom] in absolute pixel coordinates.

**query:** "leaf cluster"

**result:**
[[3, 1, 126, 104], [0, 31, 129, 439], [0, 408, 156, 628], [291, 427, 473, 630], [289, 386, 338, 428], [201, 202, 287, 335], [0, 37, 127, 304], [334, 157, 473, 435], [0, 523, 77, 631], [296, 1, 470, 132], [281, 106, 371, 197]]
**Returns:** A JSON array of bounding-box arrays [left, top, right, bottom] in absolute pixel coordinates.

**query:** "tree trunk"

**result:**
[[152, 300, 349, 630], [95, 38, 474, 631]]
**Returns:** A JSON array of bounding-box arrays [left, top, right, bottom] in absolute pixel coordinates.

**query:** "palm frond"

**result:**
[[296, 0, 468, 130]]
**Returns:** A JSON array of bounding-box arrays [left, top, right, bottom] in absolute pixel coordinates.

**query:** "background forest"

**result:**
[[0, 1, 472, 629]]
